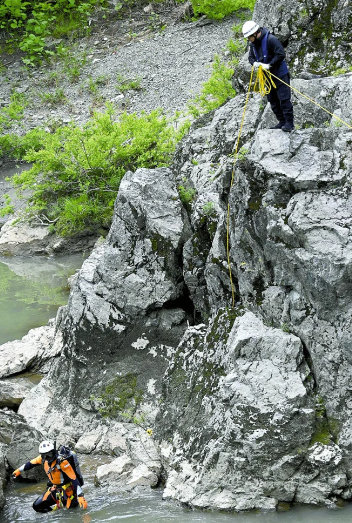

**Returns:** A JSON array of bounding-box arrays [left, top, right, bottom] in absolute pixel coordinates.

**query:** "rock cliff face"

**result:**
[[12, 0, 352, 513], [17, 71, 352, 510], [155, 75, 352, 509], [19, 166, 193, 439], [254, 0, 352, 76]]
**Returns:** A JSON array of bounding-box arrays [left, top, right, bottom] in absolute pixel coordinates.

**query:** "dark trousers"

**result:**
[[33, 487, 79, 512], [267, 73, 294, 126]]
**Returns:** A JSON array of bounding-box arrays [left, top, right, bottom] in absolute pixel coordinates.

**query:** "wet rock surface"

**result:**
[[2, 0, 352, 514], [14, 71, 352, 509]]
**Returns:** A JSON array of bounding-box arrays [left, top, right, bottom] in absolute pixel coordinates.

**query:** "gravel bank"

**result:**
[[0, 10, 240, 134]]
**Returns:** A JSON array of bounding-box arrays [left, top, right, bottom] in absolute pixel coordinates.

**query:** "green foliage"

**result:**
[[191, 0, 256, 20], [202, 201, 215, 216], [116, 74, 142, 93], [8, 105, 186, 236], [332, 66, 352, 76], [178, 180, 196, 206], [0, 127, 48, 159], [0, 194, 15, 217], [280, 322, 290, 332], [0, 92, 27, 133], [226, 37, 246, 62], [309, 394, 339, 446], [0, 0, 106, 64], [232, 146, 249, 161], [38, 88, 67, 107], [187, 55, 236, 117], [93, 373, 144, 418]]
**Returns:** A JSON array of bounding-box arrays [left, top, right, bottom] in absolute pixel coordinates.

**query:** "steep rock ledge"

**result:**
[[154, 75, 352, 509], [19, 166, 193, 438], [14, 74, 352, 511]]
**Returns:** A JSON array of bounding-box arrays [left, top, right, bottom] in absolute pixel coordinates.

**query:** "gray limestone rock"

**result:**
[[157, 311, 327, 510], [0, 323, 60, 379], [0, 410, 45, 483], [8, 63, 352, 513], [18, 167, 191, 439], [0, 215, 100, 256], [0, 378, 35, 409]]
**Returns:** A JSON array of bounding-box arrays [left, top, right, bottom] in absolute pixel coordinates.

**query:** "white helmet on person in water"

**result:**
[[39, 441, 57, 463], [39, 441, 55, 454], [242, 20, 260, 38]]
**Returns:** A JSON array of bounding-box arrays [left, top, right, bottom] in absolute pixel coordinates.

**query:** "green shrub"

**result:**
[[116, 73, 142, 93], [0, 0, 106, 64], [178, 181, 196, 206], [9, 104, 187, 236], [191, 0, 256, 20], [0, 92, 27, 133], [188, 55, 236, 117], [0, 127, 48, 158]]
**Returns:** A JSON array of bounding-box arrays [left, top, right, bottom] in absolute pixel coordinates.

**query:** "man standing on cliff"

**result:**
[[242, 20, 294, 132]]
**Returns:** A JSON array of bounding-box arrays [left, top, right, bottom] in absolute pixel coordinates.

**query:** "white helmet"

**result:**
[[242, 20, 260, 38], [39, 441, 55, 454]]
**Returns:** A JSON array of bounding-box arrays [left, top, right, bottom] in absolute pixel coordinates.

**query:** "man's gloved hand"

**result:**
[[78, 495, 88, 509], [66, 496, 74, 509], [260, 63, 271, 70], [12, 469, 21, 478], [253, 61, 261, 69]]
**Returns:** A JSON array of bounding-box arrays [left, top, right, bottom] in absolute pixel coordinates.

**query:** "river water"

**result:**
[[2, 239, 352, 522], [3, 476, 352, 523], [0, 254, 86, 345]]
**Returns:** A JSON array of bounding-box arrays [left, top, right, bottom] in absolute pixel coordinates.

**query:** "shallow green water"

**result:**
[[3, 477, 352, 523], [0, 254, 85, 345]]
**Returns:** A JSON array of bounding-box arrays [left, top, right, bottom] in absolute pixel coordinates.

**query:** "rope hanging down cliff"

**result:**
[[226, 65, 352, 307]]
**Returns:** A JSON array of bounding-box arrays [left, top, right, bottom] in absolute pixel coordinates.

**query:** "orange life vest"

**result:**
[[30, 455, 77, 486]]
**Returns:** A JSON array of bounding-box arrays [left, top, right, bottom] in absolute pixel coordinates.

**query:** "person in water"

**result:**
[[243, 20, 294, 132], [13, 440, 88, 512]]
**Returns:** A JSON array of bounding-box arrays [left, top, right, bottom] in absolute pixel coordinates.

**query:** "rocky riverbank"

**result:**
[[1, 0, 352, 514]]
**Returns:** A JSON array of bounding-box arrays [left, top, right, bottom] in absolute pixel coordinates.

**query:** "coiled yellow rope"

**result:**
[[259, 68, 352, 129], [226, 65, 352, 307]]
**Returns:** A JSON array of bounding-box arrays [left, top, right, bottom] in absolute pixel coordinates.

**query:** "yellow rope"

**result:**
[[226, 64, 352, 307], [253, 66, 276, 96], [259, 68, 352, 130], [226, 66, 255, 307]]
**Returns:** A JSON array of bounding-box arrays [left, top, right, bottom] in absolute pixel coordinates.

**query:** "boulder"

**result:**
[[157, 311, 323, 510], [0, 323, 60, 379], [95, 453, 159, 492], [75, 422, 128, 456], [0, 216, 99, 256], [0, 410, 45, 482], [0, 378, 35, 409], [18, 167, 191, 438]]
